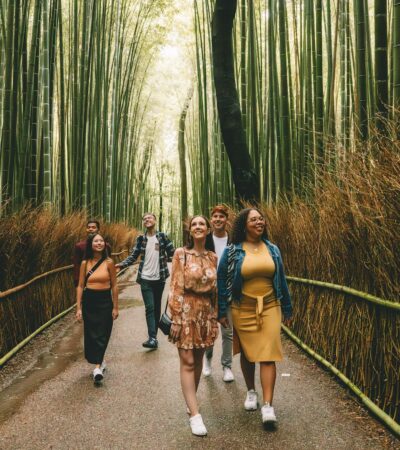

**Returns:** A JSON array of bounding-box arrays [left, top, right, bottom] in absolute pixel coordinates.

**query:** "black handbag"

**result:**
[[158, 305, 172, 336]]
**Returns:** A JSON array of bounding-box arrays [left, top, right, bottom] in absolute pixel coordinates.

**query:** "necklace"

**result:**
[[246, 241, 262, 252]]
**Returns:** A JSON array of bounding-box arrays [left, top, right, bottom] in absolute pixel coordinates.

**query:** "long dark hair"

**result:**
[[85, 233, 109, 259], [185, 215, 215, 252], [231, 208, 268, 244]]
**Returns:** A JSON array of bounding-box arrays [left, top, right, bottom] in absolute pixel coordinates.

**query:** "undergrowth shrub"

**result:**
[[0, 209, 137, 357], [0, 208, 137, 291]]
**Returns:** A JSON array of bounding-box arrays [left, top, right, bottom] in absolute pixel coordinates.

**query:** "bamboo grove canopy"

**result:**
[[0, 0, 399, 231]]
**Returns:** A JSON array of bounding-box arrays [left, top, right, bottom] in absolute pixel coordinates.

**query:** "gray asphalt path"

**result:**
[[0, 272, 398, 450]]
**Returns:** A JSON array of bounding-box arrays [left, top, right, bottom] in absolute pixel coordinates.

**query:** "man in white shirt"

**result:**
[[116, 213, 175, 349], [203, 205, 235, 382]]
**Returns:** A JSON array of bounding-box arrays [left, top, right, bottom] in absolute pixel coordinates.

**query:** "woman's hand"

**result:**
[[112, 308, 119, 320], [76, 308, 82, 322], [219, 316, 230, 329], [170, 323, 182, 341]]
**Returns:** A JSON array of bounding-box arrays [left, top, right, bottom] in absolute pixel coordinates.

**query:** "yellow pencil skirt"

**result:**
[[231, 296, 283, 362]]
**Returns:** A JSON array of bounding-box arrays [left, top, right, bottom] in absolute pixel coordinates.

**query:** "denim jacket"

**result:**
[[217, 238, 293, 320]]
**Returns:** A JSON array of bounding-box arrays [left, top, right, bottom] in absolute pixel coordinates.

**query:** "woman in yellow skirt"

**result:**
[[217, 208, 293, 426]]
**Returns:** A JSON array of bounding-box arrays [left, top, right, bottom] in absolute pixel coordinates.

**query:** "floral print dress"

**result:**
[[168, 247, 219, 349]]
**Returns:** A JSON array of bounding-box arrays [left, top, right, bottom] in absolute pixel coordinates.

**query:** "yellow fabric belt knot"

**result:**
[[243, 290, 274, 329], [256, 296, 264, 329]]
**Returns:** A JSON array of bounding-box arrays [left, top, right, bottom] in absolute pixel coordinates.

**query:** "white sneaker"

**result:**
[[222, 367, 234, 382], [244, 389, 258, 410], [189, 414, 207, 436], [202, 358, 212, 377], [261, 403, 277, 424], [100, 361, 106, 373], [93, 367, 103, 383]]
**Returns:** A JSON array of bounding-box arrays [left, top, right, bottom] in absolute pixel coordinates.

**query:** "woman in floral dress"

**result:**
[[168, 215, 218, 436]]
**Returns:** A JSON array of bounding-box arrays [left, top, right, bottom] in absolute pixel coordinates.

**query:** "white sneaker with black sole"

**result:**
[[261, 403, 277, 425], [93, 367, 103, 383], [244, 389, 258, 410]]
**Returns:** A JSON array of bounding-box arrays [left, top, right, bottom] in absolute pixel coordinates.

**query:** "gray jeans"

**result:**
[[205, 305, 233, 368]]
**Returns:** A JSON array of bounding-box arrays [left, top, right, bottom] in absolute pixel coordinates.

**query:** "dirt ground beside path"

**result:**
[[0, 271, 398, 450]]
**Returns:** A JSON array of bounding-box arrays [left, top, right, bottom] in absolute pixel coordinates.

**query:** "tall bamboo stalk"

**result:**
[[355, 0, 369, 139], [41, 0, 51, 206], [375, 0, 388, 125], [393, 0, 400, 108]]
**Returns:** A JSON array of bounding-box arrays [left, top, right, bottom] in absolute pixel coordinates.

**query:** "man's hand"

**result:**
[[219, 316, 230, 328], [112, 308, 119, 320], [115, 263, 121, 273]]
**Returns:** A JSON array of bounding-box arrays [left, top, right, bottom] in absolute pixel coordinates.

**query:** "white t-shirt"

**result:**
[[213, 234, 228, 266], [141, 235, 160, 280]]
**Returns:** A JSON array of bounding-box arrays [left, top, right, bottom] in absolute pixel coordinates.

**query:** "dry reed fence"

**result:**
[[264, 137, 400, 422], [0, 270, 74, 357], [0, 208, 137, 358]]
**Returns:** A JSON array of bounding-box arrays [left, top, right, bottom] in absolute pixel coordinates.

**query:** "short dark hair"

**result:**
[[85, 233, 109, 259], [142, 212, 156, 220], [185, 215, 215, 252], [87, 219, 100, 229], [231, 208, 268, 244]]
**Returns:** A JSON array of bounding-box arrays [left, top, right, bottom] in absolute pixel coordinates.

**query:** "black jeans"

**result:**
[[140, 279, 165, 339]]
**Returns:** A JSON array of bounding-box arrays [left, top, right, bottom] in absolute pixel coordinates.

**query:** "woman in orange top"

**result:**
[[168, 215, 218, 436], [76, 233, 119, 384]]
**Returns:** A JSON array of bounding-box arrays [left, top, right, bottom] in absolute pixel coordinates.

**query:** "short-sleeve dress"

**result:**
[[168, 247, 219, 349]]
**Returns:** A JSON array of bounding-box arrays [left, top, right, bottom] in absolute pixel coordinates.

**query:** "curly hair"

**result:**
[[231, 208, 268, 244], [185, 215, 215, 252], [85, 233, 109, 260]]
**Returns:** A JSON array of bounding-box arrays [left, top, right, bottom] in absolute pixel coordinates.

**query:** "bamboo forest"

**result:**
[[0, 0, 399, 446]]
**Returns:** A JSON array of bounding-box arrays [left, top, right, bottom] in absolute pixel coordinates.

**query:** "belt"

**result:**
[[242, 291, 275, 329]]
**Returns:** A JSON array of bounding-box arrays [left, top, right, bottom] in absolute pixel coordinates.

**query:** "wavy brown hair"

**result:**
[[231, 208, 268, 244], [185, 215, 215, 252]]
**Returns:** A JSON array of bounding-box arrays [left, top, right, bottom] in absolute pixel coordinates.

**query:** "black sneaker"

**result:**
[[142, 338, 158, 349]]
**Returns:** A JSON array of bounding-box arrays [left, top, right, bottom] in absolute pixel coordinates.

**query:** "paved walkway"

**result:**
[[0, 272, 398, 449]]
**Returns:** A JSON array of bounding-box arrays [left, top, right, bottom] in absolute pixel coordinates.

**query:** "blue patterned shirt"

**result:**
[[119, 231, 175, 283]]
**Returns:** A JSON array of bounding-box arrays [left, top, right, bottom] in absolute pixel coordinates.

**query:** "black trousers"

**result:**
[[82, 288, 113, 364]]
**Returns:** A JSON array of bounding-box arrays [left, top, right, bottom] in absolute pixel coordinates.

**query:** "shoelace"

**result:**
[[248, 392, 257, 401]]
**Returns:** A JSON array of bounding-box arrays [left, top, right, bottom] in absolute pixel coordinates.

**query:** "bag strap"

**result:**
[[163, 248, 186, 315], [84, 257, 106, 288]]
